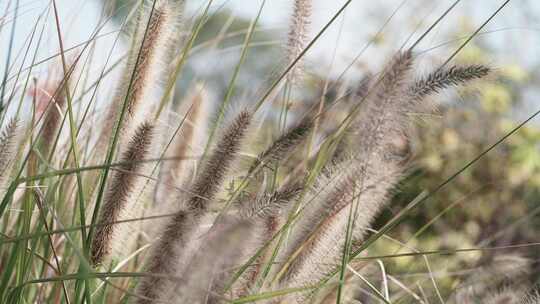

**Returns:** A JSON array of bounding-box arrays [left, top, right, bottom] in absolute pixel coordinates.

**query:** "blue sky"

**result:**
[[3, 0, 539, 71]]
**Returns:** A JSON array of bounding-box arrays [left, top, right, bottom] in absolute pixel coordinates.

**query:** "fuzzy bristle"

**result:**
[[277, 52, 416, 302], [249, 116, 313, 173], [124, 8, 166, 118], [96, 0, 183, 158], [281, 164, 399, 301], [453, 255, 530, 303], [135, 110, 252, 303], [484, 290, 526, 304], [189, 110, 252, 211], [90, 122, 154, 265], [521, 291, 540, 304], [239, 182, 304, 219], [233, 182, 304, 297], [134, 210, 193, 304], [409, 64, 490, 101], [163, 218, 254, 302], [286, 0, 312, 83], [40, 79, 69, 157], [0, 118, 19, 198]]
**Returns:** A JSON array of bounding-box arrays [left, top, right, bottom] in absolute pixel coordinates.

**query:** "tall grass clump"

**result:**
[[1, 1, 538, 304]]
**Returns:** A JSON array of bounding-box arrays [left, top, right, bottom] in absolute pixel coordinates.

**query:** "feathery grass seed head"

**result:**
[[286, 0, 312, 83], [135, 110, 252, 303], [409, 64, 490, 102], [97, 0, 183, 157], [0, 118, 20, 199], [250, 115, 313, 173], [189, 109, 252, 211], [90, 122, 154, 265]]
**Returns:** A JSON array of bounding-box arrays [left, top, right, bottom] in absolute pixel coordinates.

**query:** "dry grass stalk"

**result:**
[[90, 121, 155, 265], [409, 65, 490, 102], [135, 110, 252, 303], [238, 182, 304, 220], [40, 80, 71, 158], [96, 0, 183, 157], [286, 0, 312, 84], [276, 51, 416, 302], [275, 54, 491, 303], [233, 182, 304, 297], [249, 115, 314, 174], [0, 118, 19, 199]]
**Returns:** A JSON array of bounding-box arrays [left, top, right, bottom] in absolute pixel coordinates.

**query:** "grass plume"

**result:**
[[135, 110, 252, 303], [97, 0, 183, 156], [409, 64, 490, 101], [90, 121, 155, 265], [0, 118, 19, 198], [164, 218, 255, 302], [233, 182, 304, 297], [286, 0, 312, 83], [40, 90, 66, 157], [277, 51, 417, 302], [249, 115, 314, 173]]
